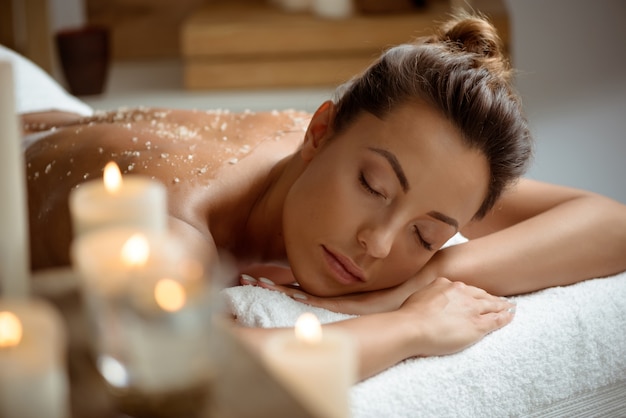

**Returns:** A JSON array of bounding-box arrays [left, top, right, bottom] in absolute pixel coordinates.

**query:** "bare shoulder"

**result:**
[[24, 107, 310, 183]]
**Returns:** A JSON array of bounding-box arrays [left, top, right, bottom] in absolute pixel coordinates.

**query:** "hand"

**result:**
[[401, 277, 516, 357], [239, 274, 423, 315]]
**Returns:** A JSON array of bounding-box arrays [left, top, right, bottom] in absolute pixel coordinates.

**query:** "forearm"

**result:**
[[232, 278, 515, 381], [326, 311, 416, 380], [443, 195, 626, 295], [233, 310, 416, 381]]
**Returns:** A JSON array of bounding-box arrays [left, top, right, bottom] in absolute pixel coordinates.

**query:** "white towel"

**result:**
[[221, 270, 626, 417]]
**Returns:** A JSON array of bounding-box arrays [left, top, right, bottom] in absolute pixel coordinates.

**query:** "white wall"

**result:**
[[48, 0, 86, 32], [505, 0, 626, 203]]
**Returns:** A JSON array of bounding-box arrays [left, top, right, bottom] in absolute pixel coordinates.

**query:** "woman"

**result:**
[[22, 13, 626, 380]]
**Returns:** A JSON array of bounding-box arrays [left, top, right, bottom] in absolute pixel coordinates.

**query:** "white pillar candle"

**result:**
[[69, 161, 167, 238], [0, 299, 70, 418], [263, 312, 357, 418], [71, 227, 213, 393], [0, 60, 30, 297]]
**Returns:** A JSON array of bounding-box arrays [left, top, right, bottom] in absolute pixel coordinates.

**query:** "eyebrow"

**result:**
[[428, 211, 459, 231], [367, 147, 409, 192], [367, 147, 459, 231]]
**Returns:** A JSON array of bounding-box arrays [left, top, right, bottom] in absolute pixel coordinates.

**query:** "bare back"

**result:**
[[24, 107, 311, 270]]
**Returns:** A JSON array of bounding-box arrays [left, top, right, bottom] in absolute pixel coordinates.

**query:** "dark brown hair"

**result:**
[[332, 13, 532, 219]]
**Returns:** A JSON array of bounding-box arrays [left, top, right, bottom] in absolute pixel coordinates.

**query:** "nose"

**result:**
[[357, 222, 395, 259]]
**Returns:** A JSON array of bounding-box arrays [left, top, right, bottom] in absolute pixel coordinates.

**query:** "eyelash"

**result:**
[[359, 172, 382, 197], [413, 226, 434, 251], [359, 172, 433, 251]]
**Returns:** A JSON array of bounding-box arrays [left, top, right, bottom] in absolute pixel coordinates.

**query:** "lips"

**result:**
[[321, 246, 366, 285]]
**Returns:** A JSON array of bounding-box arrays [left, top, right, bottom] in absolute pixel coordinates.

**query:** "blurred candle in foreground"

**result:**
[[0, 300, 69, 418], [0, 60, 30, 297], [69, 161, 167, 238], [263, 312, 357, 418], [72, 227, 214, 396]]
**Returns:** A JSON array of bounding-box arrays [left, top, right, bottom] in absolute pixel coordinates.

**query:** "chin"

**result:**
[[296, 279, 351, 298]]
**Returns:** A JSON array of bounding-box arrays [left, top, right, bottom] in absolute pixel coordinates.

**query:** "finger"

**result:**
[[240, 274, 258, 286], [258, 277, 276, 288], [239, 274, 320, 306], [477, 297, 516, 315], [240, 274, 282, 291], [254, 278, 313, 302], [479, 308, 515, 333]]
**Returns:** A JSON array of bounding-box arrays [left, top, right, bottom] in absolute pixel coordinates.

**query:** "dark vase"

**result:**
[[56, 26, 110, 96]]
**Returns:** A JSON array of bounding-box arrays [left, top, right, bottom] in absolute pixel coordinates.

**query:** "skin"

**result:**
[[281, 101, 487, 296], [21, 99, 626, 380]]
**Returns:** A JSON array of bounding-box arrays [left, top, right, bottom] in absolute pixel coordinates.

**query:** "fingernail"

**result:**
[[240, 274, 257, 284], [507, 306, 517, 314], [292, 292, 307, 300], [259, 277, 275, 286]]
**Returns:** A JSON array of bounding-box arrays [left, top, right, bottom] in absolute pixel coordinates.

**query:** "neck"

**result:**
[[237, 153, 301, 266]]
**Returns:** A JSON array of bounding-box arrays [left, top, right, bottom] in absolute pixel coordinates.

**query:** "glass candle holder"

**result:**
[[71, 227, 221, 417]]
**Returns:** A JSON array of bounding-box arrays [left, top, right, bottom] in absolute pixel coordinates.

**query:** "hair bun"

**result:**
[[432, 13, 511, 81]]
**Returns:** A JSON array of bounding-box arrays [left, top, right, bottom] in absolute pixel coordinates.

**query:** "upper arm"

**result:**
[[461, 178, 595, 239], [168, 215, 219, 268]]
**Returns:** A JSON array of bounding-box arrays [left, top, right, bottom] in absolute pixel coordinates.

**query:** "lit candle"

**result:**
[[124, 273, 214, 393], [0, 60, 30, 297], [71, 227, 182, 299], [69, 161, 168, 238], [0, 299, 70, 418], [71, 227, 214, 393], [263, 312, 357, 418]]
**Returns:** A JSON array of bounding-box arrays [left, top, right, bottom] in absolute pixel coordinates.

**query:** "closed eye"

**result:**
[[359, 172, 384, 198], [413, 226, 434, 251]]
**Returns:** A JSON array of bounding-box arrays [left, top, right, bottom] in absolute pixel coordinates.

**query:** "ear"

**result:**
[[301, 100, 335, 161]]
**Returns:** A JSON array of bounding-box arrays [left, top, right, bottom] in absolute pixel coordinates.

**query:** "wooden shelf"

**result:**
[[180, 0, 510, 90]]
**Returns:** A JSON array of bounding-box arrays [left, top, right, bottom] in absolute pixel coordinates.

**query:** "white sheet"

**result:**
[[0, 44, 93, 116], [222, 270, 626, 417]]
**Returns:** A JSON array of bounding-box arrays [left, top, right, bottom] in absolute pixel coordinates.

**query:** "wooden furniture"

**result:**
[[180, 0, 510, 90], [0, 0, 54, 74], [87, 0, 204, 60]]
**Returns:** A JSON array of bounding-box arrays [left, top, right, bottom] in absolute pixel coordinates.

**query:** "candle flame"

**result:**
[[154, 278, 186, 312], [295, 312, 322, 344], [120, 233, 150, 267], [103, 161, 122, 193], [0, 311, 23, 347]]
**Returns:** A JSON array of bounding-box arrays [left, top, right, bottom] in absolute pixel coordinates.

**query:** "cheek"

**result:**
[[286, 162, 356, 227], [373, 250, 433, 290], [282, 168, 339, 255]]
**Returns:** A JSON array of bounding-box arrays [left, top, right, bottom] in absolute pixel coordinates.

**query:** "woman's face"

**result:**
[[282, 101, 489, 297]]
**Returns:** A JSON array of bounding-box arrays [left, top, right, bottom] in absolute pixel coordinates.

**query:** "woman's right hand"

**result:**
[[400, 277, 516, 357], [245, 266, 437, 316]]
